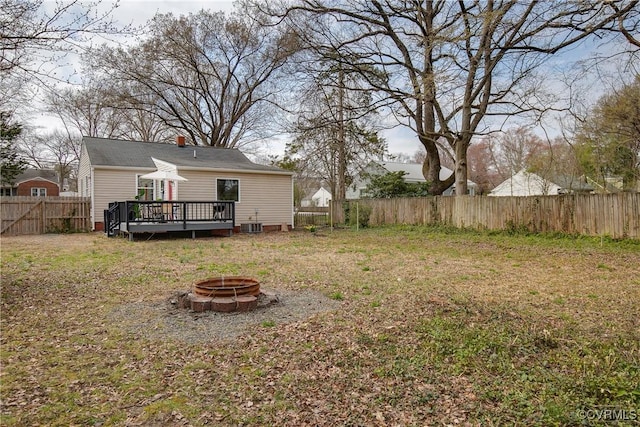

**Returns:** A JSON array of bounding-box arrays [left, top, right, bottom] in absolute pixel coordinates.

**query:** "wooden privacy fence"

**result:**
[[341, 193, 640, 239], [1, 197, 91, 236]]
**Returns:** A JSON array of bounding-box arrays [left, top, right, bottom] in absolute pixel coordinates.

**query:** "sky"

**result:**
[[109, 0, 235, 26], [118, 0, 420, 156], [29, 0, 634, 160], [29, 0, 422, 158]]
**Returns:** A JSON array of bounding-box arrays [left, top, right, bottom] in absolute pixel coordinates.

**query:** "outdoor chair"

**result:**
[[214, 204, 225, 220]]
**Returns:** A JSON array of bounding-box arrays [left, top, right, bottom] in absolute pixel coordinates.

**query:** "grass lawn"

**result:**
[[1, 226, 639, 426]]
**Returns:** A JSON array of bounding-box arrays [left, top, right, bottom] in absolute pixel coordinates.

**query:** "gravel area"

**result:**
[[108, 289, 342, 344]]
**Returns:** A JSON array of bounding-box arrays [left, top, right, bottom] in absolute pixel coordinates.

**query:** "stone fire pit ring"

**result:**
[[185, 276, 265, 313], [193, 276, 261, 298]]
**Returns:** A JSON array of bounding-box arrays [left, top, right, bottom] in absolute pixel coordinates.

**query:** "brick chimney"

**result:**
[[177, 135, 185, 147]]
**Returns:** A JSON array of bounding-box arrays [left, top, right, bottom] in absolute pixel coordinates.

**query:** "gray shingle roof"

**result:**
[[83, 137, 289, 174], [373, 161, 476, 186], [1, 168, 58, 186], [549, 174, 595, 192], [18, 168, 59, 183]]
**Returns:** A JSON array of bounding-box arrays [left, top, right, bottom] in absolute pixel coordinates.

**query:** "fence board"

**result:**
[[340, 193, 640, 239], [1, 197, 91, 236]]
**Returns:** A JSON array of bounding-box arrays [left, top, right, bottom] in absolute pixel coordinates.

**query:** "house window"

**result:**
[[31, 188, 47, 197], [136, 175, 155, 200], [217, 179, 239, 202], [1, 188, 13, 196]]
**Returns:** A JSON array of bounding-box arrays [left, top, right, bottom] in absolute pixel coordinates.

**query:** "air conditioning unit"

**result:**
[[241, 223, 263, 233]]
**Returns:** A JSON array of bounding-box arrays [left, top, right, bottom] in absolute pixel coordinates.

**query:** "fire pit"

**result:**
[[193, 276, 260, 298], [176, 276, 272, 313]]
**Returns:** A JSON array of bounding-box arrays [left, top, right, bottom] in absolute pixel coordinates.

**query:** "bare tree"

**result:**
[[277, 0, 639, 195], [287, 54, 386, 200], [46, 85, 123, 139], [473, 129, 584, 193], [0, 0, 129, 107], [19, 129, 82, 188], [466, 138, 501, 194], [112, 89, 176, 143], [605, 0, 640, 48], [44, 80, 174, 142], [87, 10, 300, 148], [486, 127, 546, 179], [0, 0, 123, 72]]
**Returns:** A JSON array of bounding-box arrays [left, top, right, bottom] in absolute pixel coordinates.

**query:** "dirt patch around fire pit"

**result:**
[[108, 289, 341, 344]]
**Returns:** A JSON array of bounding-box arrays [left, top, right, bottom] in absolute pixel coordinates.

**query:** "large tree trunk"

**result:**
[[282, 1, 636, 198], [420, 134, 455, 195], [455, 139, 469, 195], [336, 69, 347, 201]]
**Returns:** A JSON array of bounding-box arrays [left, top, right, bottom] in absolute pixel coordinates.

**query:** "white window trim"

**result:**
[[135, 174, 157, 201], [31, 187, 47, 197]]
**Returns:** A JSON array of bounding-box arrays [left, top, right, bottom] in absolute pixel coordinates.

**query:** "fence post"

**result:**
[[329, 199, 333, 231], [41, 199, 46, 234]]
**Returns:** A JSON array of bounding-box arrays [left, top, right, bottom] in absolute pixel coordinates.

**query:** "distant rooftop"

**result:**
[[1, 168, 58, 186]]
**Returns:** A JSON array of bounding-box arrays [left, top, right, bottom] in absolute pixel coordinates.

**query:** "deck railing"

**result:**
[[105, 200, 235, 236], [105, 203, 120, 236]]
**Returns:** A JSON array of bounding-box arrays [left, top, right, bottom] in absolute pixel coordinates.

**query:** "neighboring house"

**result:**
[[78, 136, 294, 231], [346, 161, 477, 199], [586, 175, 625, 193], [489, 170, 594, 196], [0, 169, 60, 197], [301, 187, 332, 208]]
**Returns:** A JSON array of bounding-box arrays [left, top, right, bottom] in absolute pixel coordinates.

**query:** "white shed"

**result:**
[[301, 187, 332, 207], [311, 187, 332, 207]]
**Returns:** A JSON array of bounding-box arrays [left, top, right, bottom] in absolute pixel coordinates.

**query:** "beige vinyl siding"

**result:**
[[77, 146, 91, 191], [83, 164, 292, 229], [178, 170, 293, 226], [78, 145, 94, 200], [232, 173, 293, 226], [175, 170, 215, 200], [77, 146, 94, 225], [92, 168, 152, 228]]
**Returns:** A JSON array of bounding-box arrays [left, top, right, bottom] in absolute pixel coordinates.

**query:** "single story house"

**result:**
[[0, 169, 60, 197], [301, 187, 332, 208], [489, 170, 594, 196], [346, 161, 477, 199], [78, 136, 294, 232]]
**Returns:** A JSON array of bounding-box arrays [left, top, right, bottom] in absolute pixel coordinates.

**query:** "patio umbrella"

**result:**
[[140, 170, 188, 201]]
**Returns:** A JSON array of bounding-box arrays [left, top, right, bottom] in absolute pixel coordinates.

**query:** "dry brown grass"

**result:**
[[1, 227, 639, 426]]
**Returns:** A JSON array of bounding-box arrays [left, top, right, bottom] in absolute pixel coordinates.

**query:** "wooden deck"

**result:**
[[105, 200, 234, 240]]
